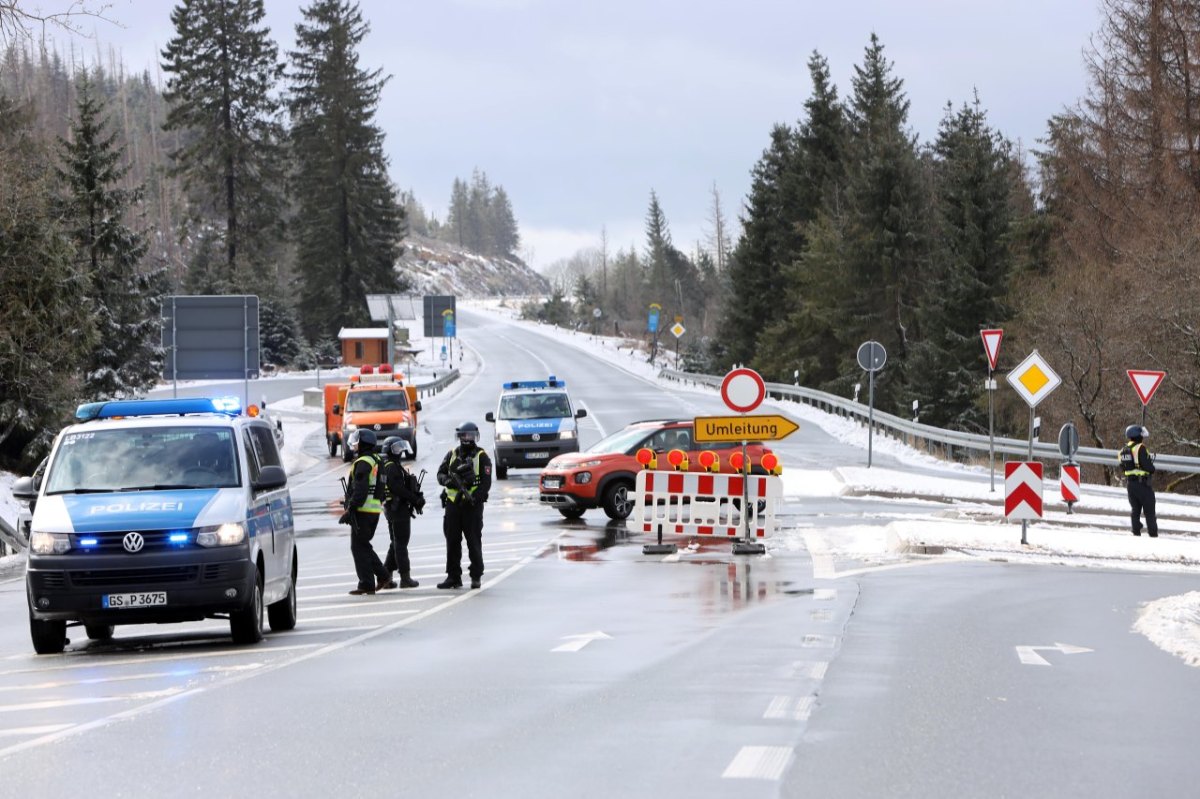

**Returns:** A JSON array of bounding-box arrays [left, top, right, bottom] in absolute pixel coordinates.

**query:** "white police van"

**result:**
[[12, 397, 297, 654], [485, 376, 586, 480]]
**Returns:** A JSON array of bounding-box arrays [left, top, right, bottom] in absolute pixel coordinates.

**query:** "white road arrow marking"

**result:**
[[1016, 642, 1094, 666], [552, 631, 612, 653]]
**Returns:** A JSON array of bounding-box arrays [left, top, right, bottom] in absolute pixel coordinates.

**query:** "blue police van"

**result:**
[[485, 376, 587, 480], [12, 397, 297, 654]]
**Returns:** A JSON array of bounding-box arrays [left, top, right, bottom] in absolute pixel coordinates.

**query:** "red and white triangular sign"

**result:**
[[981, 329, 1003, 371], [1127, 370, 1166, 405]]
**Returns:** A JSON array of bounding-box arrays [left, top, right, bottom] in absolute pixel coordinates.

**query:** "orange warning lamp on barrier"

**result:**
[[729, 451, 748, 473], [760, 451, 781, 476], [667, 448, 688, 471], [636, 447, 657, 470], [697, 450, 718, 472]]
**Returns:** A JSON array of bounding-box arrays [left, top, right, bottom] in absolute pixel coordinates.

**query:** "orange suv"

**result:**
[[538, 419, 770, 520]]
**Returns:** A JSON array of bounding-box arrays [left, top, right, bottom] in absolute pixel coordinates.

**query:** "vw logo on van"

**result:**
[[531, 433, 541, 442], [122, 532, 145, 553]]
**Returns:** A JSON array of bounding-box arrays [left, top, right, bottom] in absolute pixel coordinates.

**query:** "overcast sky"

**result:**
[[63, 0, 1101, 271]]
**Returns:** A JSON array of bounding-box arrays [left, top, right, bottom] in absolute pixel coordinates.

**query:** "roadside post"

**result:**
[[1058, 421, 1080, 514], [1005, 350, 1061, 544], [856, 341, 887, 467], [648, 303, 662, 363], [981, 329, 1003, 491], [1126, 369, 1166, 427], [670, 320, 685, 370]]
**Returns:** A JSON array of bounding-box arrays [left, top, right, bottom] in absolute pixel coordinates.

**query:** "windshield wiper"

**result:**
[[48, 487, 116, 495], [121, 484, 198, 491]]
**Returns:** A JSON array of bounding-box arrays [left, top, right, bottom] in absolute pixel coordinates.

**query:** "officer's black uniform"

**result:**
[[342, 431, 389, 594], [436, 422, 492, 589], [380, 437, 425, 589], [1119, 425, 1158, 537]]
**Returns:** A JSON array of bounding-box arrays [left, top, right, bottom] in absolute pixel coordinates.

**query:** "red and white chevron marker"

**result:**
[[1005, 461, 1044, 520], [1060, 464, 1080, 504]]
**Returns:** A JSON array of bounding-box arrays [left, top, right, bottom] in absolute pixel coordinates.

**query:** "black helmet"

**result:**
[[456, 421, 479, 446], [381, 435, 410, 459], [349, 428, 378, 452], [1125, 425, 1147, 441]]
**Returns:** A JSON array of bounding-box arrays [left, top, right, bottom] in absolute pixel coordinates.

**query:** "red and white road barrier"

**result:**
[[1060, 464, 1080, 504], [631, 470, 781, 538], [1004, 461, 1044, 520]]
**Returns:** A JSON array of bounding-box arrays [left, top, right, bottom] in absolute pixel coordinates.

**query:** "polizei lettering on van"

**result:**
[[87, 500, 185, 515]]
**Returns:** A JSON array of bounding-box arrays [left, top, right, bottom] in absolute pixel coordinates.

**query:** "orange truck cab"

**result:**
[[324, 366, 421, 461]]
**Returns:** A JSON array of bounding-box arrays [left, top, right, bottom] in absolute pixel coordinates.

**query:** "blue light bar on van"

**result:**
[[75, 396, 243, 421], [503, 376, 564, 390]]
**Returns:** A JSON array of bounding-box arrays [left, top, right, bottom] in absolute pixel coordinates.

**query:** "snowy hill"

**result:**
[[397, 234, 551, 297]]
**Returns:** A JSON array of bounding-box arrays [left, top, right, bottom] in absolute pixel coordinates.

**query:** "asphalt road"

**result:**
[[0, 307, 1196, 797]]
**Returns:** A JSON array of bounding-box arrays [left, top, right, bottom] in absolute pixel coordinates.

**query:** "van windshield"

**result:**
[[346, 391, 408, 412], [45, 426, 241, 494], [499, 393, 571, 420]]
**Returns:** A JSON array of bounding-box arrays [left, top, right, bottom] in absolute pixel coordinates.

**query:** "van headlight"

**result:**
[[195, 523, 246, 547], [559, 430, 576, 439], [496, 433, 513, 442], [344, 423, 358, 432], [30, 531, 71, 555]]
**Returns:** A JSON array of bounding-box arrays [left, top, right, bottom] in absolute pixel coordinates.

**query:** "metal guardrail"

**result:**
[[417, 369, 459, 398], [660, 368, 1200, 475]]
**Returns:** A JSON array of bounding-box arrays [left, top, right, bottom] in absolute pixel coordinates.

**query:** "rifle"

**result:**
[[445, 461, 476, 506]]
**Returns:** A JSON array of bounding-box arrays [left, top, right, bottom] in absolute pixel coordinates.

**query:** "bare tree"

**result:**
[[0, 2, 114, 46], [703, 181, 730, 272]]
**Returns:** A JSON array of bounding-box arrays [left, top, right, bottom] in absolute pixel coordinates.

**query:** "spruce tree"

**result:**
[[59, 75, 166, 401], [712, 124, 799, 369], [161, 0, 287, 293], [288, 0, 406, 341], [489, 185, 520, 258], [0, 96, 96, 463], [836, 34, 928, 407], [755, 51, 849, 384], [643, 190, 673, 311], [907, 98, 1015, 430]]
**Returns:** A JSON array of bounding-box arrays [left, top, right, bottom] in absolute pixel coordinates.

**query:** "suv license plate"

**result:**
[[103, 592, 167, 609], [543, 477, 563, 489], [526, 451, 549, 460]]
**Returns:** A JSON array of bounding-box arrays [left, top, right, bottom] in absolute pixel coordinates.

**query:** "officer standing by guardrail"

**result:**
[[1119, 424, 1158, 537], [436, 422, 491, 589]]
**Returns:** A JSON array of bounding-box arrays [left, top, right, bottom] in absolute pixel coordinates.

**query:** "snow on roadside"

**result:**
[[1135, 592, 1200, 667]]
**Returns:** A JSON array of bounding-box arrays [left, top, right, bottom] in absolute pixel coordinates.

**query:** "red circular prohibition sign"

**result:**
[[720, 368, 766, 413]]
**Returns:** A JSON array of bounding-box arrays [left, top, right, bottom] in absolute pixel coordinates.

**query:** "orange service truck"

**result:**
[[324, 366, 422, 461]]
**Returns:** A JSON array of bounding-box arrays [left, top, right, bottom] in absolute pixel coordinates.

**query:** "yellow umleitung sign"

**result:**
[[693, 414, 799, 443]]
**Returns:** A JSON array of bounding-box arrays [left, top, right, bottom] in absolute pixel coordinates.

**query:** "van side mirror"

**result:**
[[485, 412, 495, 422], [332, 404, 341, 415], [253, 465, 287, 491], [11, 476, 36, 503], [575, 408, 587, 418], [414, 400, 422, 413]]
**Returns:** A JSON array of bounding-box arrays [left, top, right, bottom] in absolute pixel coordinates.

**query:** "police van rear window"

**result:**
[[46, 427, 241, 494]]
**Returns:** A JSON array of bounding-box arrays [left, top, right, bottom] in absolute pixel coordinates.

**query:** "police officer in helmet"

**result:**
[[436, 421, 492, 589], [340, 428, 390, 594], [379, 436, 425, 589], [1119, 424, 1158, 537]]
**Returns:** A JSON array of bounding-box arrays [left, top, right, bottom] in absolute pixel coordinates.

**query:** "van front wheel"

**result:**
[[231, 570, 264, 644], [30, 616, 66, 655]]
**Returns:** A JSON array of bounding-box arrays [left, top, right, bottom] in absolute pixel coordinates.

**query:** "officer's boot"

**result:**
[[437, 576, 463, 589], [400, 572, 420, 588]]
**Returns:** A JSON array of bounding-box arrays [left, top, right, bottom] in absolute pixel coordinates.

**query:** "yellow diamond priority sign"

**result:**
[[1006, 350, 1061, 408]]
